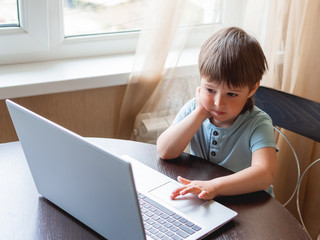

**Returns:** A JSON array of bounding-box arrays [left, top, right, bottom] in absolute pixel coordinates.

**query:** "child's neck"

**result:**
[[209, 117, 236, 128]]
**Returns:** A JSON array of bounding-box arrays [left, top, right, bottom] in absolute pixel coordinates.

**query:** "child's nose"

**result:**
[[214, 94, 225, 107]]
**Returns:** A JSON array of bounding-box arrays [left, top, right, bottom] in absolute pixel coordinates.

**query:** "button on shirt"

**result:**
[[172, 98, 278, 173]]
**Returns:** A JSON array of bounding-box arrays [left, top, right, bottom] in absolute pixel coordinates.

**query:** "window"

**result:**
[[63, 0, 218, 37], [63, 0, 145, 37], [0, 0, 19, 27], [0, 0, 228, 66]]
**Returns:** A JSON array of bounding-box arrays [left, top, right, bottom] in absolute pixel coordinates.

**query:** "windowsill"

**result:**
[[0, 54, 133, 100], [0, 49, 199, 100]]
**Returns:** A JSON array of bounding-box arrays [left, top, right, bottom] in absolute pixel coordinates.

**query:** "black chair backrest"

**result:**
[[254, 86, 320, 143]]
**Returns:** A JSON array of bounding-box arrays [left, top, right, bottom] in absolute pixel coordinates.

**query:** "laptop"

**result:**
[[6, 99, 237, 240]]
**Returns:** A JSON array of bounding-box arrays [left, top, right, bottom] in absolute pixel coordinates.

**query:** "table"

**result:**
[[0, 138, 310, 240]]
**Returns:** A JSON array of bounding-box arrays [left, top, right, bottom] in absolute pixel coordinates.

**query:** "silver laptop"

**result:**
[[6, 99, 237, 240]]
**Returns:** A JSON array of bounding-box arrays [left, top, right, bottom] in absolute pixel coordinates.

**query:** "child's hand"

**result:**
[[195, 87, 211, 119], [170, 176, 217, 200]]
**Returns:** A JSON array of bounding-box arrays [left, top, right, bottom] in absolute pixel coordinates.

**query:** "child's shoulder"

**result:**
[[180, 98, 196, 111], [244, 106, 274, 127], [250, 106, 272, 120], [173, 98, 196, 124]]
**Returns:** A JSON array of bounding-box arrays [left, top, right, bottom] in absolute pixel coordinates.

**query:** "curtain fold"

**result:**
[[116, 0, 187, 140], [116, 0, 320, 238], [117, 0, 221, 141], [277, 1, 320, 239], [252, 1, 320, 238]]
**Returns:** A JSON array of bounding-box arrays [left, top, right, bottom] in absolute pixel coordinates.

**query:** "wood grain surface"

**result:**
[[0, 139, 310, 240]]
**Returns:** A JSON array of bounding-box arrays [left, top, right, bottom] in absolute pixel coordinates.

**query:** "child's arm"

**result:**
[[157, 88, 210, 159], [171, 147, 277, 200], [156, 108, 207, 159]]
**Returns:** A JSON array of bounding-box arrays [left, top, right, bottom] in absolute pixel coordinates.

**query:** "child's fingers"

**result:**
[[198, 190, 208, 199], [170, 191, 180, 199], [171, 176, 190, 199], [171, 186, 184, 195], [196, 86, 201, 94], [180, 186, 195, 195], [174, 177, 205, 199], [170, 185, 186, 199], [180, 185, 203, 196], [177, 176, 191, 185], [195, 87, 201, 105]]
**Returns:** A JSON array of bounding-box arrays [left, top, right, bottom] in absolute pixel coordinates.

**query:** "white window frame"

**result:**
[[0, 0, 244, 66], [0, 0, 247, 99], [1, 0, 143, 65]]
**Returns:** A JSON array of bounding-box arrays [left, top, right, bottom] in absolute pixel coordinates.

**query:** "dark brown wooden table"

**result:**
[[0, 138, 310, 240]]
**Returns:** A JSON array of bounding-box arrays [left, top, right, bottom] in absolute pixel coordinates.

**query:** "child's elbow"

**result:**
[[156, 141, 178, 160], [156, 146, 167, 159], [262, 170, 276, 190], [156, 146, 177, 160]]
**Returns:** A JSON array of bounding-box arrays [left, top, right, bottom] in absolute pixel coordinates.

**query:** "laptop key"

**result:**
[[171, 235, 183, 240], [167, 217, 175, 223], [155, 209, 163, 215], [162, 237, 171, 240], [149, 227, 158, 234], [149, 206, 157, 212], [160, 214, 169, 219], [145, 224, 152, 230], [173, 214, 181, 220], [176, 230, 189, 238], [179, 224, 195, 235], [179, 217, 188, 223], [141, 207, 148, 213], [146, 219, 155, 225], [142, 215, 149, 221], [156, 232, 165, 238], [192, 225, 201, 231], [172, 220, 181, 227], [169, 226, 179, 232], [164, 230, 175, 237], [151, 215, 160, 221], [159, 226, 168, 233], [153, 222, 161, 229], [164, 222, 172, 228], [146, 211, 154, 217], [157, 218, 166, 224], [185, 221, 194, 227]]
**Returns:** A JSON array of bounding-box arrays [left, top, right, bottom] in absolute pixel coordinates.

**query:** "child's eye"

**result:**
[[228, 93, 238, 97], [207, 88, 215, 93]]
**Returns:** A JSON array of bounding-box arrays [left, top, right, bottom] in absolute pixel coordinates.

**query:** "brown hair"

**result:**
[[198, 27, 268, 112]]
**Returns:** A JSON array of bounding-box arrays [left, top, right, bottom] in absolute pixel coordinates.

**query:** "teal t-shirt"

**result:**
[[172, 98, 278, 195]]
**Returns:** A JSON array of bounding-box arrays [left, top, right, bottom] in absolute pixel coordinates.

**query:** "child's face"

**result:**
[[199, 77, 258, 128]]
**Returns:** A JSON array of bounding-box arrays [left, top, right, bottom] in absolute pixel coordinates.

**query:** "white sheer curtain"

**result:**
[[116, 1, 320, 238], [233, 1, 320, 238], [117, 0, 222, 141]]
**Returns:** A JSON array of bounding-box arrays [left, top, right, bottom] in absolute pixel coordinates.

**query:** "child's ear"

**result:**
[[248, 82, 260, 97]]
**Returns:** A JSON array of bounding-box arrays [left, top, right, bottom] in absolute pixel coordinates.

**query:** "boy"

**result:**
[[157, 27, 277, 200]]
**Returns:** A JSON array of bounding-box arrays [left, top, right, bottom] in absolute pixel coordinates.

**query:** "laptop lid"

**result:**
[[6, 99, 145, 240], [7, 99, 237, 240]]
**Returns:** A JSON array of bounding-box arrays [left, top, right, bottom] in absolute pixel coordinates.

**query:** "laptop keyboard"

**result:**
[[138, 193, 202, 240]]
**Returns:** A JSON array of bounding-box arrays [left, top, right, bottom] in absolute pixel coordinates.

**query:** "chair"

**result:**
[[254, 86, 320, 142], [296, 158, 320, 233], [254, 86, 320, 237]]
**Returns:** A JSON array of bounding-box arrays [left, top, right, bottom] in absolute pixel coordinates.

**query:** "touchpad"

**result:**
[[149, 181, 207, 213]]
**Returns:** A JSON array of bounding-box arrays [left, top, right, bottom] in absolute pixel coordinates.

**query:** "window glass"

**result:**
[[63, 0, 218, 38], [0, 0, 19, 27], [63, 0, 145, 37]]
